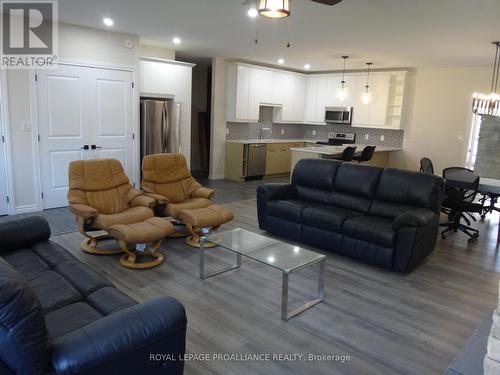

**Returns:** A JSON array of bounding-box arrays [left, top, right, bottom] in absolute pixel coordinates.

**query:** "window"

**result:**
[[466, 113, 481, 170]]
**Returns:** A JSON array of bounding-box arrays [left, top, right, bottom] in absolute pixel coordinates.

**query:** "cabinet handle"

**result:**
[[81, 145, 89, 150]]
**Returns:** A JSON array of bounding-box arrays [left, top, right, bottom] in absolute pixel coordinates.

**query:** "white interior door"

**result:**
[[37, 65, 92, 209], [0, 129, 9, 215], [88, 68, 134, 184], [37, 64, 135, 209]]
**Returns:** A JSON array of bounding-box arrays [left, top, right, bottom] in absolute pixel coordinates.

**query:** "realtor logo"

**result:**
[[1, 0, 58, 68]]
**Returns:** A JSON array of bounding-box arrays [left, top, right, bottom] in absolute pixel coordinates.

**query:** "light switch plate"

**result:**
[[328, 132, 335, 138], [22, 121, 32, 132], [312, 130, 316, 136], [380, 135, 385, 141], [365, 133, 369, 140], [281, 129, 284, 135], [226, 128, 229, 135]]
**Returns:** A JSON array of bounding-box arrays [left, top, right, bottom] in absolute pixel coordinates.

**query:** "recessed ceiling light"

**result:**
[[304, 64, 311, 70], [247, 8, 258, 18], [278, 58, 285, 64], [103, 17, 113, 27], [173, 37, 181, 45]]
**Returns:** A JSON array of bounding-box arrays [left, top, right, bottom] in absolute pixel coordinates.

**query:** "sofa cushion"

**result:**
[[333, 163, 383, 198], [29, 270, 82, 314], [55, 260, 112, 297], [87, 287, 136, 315], [266, 199, 309, 223], [343, 216, 396, 248], [0, 258, 49, 375], [302, 205, 363, 233], [31, 241, 75, 268], [45, 302, 103, 339], [370, 168, 444, 218], [2, 249, 49, 280], [292, 159, 341, 190]]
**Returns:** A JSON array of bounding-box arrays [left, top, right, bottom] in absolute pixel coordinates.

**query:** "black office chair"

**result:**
[[440, 167, 482, 242], [334, 146, 357, 162], [420, 157, 434, 174], [353, 146, 376, 163]]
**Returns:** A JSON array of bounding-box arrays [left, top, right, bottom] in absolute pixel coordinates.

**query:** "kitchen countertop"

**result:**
[[226, 139, 318, 144], [290, 144, 402, 155]]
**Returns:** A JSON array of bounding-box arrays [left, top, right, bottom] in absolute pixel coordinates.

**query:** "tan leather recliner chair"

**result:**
[[68, 159, 158, 255], [141, 153, 214, 221]]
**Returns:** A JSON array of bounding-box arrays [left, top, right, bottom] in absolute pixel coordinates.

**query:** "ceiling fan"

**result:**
[[243, 0, 343, 19]]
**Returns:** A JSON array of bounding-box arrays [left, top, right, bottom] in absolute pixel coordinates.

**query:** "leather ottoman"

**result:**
[[108, 217, 174, 269], [178, 205, 234, 247]]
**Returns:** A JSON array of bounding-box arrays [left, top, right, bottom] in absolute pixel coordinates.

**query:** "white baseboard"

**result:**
[[14, 204, 42, 215]]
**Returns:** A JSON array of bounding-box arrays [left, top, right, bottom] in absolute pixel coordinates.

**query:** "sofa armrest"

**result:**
[[129, 194, 156, 209], [51, 297, 187, 375], [257, 184, 297, 201], [69, 204, 99, 220], [392, 208, 436, 231], [0, 216, 51, 252], [191, 186, 214, 200], [144, 192, 170, 205]]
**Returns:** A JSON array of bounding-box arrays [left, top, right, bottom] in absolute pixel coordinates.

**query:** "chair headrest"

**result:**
[[69, 159, 129, 192], [142, 153, 191, 183]]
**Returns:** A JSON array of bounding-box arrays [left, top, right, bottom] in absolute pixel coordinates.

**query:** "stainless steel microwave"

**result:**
[[324, 106, 353, 125]]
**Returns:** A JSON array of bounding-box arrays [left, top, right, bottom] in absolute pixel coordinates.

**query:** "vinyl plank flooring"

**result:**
[[49, 197, 500, 375]]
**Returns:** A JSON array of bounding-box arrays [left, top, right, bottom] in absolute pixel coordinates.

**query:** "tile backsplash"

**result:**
[[227, 106, 404, 148]]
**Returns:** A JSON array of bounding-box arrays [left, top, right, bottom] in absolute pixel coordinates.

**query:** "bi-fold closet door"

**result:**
[[36, 64, 134, 209]]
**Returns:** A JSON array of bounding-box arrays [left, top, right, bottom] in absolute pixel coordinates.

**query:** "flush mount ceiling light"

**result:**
[[258, 0, 290, 18], [172, 37, 181, 45], [304, 64, 311, 70], [472, 41, 500, 117], [361, 62, 373, 105], [103, 17, 114, 27], [336, 56, 349, 102], [278, 58, 285, 64]]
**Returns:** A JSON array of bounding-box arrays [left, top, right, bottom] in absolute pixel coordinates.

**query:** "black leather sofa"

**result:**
[[0, 216, 186, 375], [257, 159, 445, 272]]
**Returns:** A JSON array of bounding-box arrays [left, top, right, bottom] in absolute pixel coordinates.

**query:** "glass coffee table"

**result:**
[[199, 228, 326, 320]]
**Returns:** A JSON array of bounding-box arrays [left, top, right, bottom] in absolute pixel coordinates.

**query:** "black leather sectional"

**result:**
[[0, 216, 186, 375], [257, 159, 445, 272]]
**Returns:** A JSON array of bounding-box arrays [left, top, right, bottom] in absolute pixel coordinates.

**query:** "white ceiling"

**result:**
[[59, 0, 500, 71]]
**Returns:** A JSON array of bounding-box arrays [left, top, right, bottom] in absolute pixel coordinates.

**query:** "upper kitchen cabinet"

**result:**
[[304, 76, 320, 123], [226, 63, 306, 123]]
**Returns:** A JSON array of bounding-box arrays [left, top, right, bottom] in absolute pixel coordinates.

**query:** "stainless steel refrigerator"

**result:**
[[140, 99, 181, 161]]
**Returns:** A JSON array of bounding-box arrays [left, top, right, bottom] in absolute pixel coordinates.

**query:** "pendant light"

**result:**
[[361, 62, 373, 105], [336, 56, 349, 102], [472, 41, 500, 117], [258, 0, 290, 19]]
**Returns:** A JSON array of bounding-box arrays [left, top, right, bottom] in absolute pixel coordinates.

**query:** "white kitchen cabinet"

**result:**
[[352, 75, 370, 126], [271, 71, 286, 105], [226, 64, 255, 122], [368, 74, 391, 127], [315, 77, 328, 122], [276, 73, 306, 123], [252, 68, 273, 105], [304, 76, 319, 123]]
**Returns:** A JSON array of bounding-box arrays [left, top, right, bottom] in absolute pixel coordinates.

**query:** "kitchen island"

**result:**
[[290, 144, 402, 171]]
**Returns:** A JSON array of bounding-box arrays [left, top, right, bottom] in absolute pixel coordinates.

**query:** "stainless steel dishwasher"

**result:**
[[245, 143, 267, 181]]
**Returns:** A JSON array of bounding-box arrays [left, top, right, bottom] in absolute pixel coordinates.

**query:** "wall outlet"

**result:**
[[22, 121, 32, 132], [380, 135, 385, 142], [225, 128, 229, 135], [328, 132, 335, 138], [364, 133, 369, 140], [281, 129, 284, 135], [312, 130, 316, 136]]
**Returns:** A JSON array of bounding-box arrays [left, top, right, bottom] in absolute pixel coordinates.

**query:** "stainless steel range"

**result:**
[[316, 132, 356, 146]]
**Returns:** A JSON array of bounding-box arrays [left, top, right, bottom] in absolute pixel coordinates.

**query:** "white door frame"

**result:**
[[31, 59, 139, 210], [0, 70, 14, 215]]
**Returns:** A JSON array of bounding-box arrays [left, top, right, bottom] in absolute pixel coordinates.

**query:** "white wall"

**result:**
[[389, 66, 492, 174], [139, 59, 194, 166], [139, 44, 175, 60], [209, 57, 227, 180], [6, 23, 142, 213]]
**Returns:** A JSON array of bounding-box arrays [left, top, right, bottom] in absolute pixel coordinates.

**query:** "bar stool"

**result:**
[[353, 146, 376, 163]]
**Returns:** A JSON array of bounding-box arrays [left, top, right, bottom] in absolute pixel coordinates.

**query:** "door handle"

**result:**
[[81, 145, 89, 150], [91, 145, 102, 150]]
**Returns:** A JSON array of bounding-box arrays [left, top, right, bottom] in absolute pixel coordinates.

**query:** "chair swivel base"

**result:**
[[185, 230, 218, 248], [80, 232, 123, 255], [118, 240, 164, 269], [440, 223, 479, 243]]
